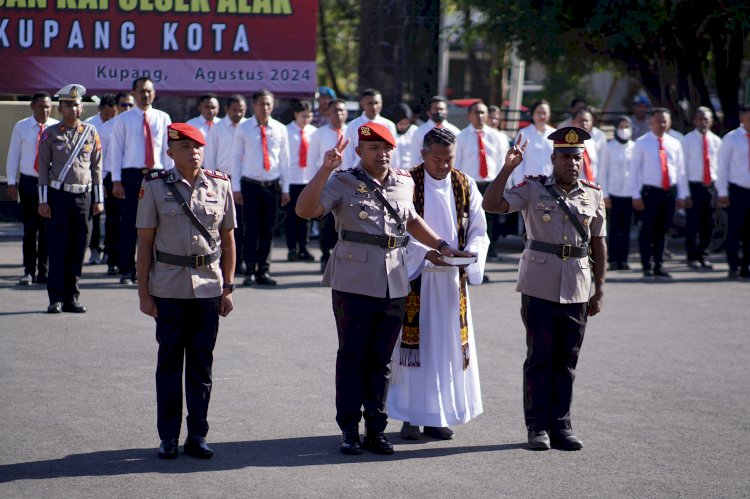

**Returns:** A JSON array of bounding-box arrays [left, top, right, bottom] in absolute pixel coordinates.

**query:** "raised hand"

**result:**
[[322, 134, 350, 171], [504, 133, 528, 170]]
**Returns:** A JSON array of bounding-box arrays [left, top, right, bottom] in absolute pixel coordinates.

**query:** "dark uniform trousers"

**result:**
[[285, 183, 310, 253], [608, 195, 633, 265], [154, 296, 220, 440], [639, 185, 676, 270], [103, 172, 120, 265], [240, 178, 279, 276], [685, 182, 714, 262], [234, 198, 245, 269], [118, 168, 148, 276], [726, 183, 750, 272], [319, 213, 337, 262], [332, 289, 406, 433], [18, 173, 48, 278], [46, 189, 91, 304], [521, 294, 587, 430]]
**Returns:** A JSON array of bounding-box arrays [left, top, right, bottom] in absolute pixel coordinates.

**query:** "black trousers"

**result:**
[[46, 189, 91, 304], [521, 294, 587, 430], [285, 184, 310, 252], [240, 179, 279, 276], [639, 185, 676, 270], [331, 289, 406, 433], [118, 168, 147, 276], [18, 174, 48, 278], [103, 172, 120, 265], [477, 182, 503, 241], [726, 183, 750, 272], [89, 211, 102, 252], [234, 199, 245, 269], [608, 195, 633, 265], [153, 296, 220, 440], [685, 182, 714, 262], [319, 213, 337, 261]]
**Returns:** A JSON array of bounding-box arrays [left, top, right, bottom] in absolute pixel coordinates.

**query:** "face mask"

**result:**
[[616, 127, 632, 141]]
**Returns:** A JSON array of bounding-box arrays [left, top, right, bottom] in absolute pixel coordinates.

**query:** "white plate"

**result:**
[[442, 255, 478, 266]]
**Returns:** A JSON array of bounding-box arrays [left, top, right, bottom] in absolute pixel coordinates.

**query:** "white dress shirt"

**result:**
[[681, 129, 722, 184], [307, 124, 347, 175], [342, 113, 401, 169], [395, 124, 418, 168], [86, 114, 116, 174], [716, 125, 750, 196], [598, 139, 634, 198], [629, 131, 688, 199], [108, 106, 173, 181], [409, 119, 462, 169], [590, 126, 607, 156], [231, 116, 290, 193], [581, 139, 599, 182], [287, 121, 318, 185], [203, 116, 246, 174], [5, 115, 59, 183], [511, 124, 555, 185], [455, 125, 510, 182], [186, 115, 221, 139]]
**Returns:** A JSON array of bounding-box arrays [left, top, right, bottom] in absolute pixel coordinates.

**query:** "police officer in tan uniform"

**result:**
[[296, 122, 473, 456], [136, 123, 236, 460], [37, 84, 103, 313], [484, 127, 607, 451]]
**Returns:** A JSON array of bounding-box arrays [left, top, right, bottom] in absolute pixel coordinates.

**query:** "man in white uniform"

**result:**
[[186, 94, 220, 138], [388, 127, 488, 440], [408, 96, 461, 168], [342, 88, 400, 169]]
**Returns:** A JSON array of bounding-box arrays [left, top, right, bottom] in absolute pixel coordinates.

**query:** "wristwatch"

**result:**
[[437, 240, 449, 251], [222, 283, 235, 292]]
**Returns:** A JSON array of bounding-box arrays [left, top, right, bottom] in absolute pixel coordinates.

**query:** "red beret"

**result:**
[[359, 122, 396, 148], [167, 123, 205, 146]]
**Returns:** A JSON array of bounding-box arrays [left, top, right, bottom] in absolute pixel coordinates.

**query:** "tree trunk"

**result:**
[[318, 1, 341, 96], [712, 27, 744, 132]]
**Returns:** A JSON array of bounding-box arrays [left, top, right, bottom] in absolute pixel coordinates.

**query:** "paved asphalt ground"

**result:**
[[0, 223, 748, 498]]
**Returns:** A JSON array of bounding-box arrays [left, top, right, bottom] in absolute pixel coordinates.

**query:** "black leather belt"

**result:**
[[526, 240, 588, 260], [156, 249, 220, 268], [340, 230, 410, 249], [241, 176, 279, 187]]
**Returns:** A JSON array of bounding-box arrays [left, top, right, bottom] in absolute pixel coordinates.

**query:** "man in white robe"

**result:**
[[387, 127, 489, 440]]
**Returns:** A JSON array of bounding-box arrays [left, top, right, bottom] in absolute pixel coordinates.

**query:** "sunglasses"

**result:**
[[119, 103, 134, 109]]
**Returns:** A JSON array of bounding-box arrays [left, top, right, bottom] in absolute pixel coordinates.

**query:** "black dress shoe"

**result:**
[[550, 428, 584, 451], [619, 262, 631, 270], [297, 251, 315, 262], [287, 249, 298, 261], [183, 436, 214, 459], [423, 426, 454, 440], [106, 265, 119, 276], [642, 269, 654, 278], [340, 430, 362, 455], [242, 274, 256, 286], [653, 267, 672, 279], [362, 431, 394, 455], [158, 438, 179, 459], [527, 427, 551, 450], [255, 273, 277, 286], [62, 302, 87, 313], [47, 302, 62, 314]]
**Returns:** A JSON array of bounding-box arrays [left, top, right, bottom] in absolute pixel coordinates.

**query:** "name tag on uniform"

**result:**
[[205, 199, 219, 204], [164, 191, 176, 202], [353, 192, 371, 198]]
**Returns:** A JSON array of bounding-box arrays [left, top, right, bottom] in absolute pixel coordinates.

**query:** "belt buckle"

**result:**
[[561, 244, 572, 260], [387, 235, 397, 249], [194, 254, 205, 268]]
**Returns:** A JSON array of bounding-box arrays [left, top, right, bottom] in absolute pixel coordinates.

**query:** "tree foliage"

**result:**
[[317, 0, 360, 98]]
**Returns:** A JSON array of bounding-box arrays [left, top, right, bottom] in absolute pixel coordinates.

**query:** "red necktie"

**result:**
[[477, 129, 488, 179], [702, 133, 711, 186], [583, 148, 595, 181], [143, 112, 155, 169], [746, 133, 750, 172], [207, 120, 213, 130], [435, 122, 442, 129], [335, 128, 342, 141], [658, 136, 670, 190], [34, 123, 44, 172], [260, 124, 270, 171], [299, 127, 308, 167]]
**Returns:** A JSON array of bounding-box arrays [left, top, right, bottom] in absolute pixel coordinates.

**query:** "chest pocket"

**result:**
[[199, 205, 223, 232], [349, 196, 378, 221]]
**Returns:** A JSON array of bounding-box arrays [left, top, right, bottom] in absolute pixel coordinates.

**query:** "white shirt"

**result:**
[[581, 139, 599, 182], [286, 121, 318, 185], [307, 124, 347, 175], [86, 114, 116, 174], [395, 124, 418, 168], [598, 139, 634, 198], [668, 129, 684, 140], [409, 119, 462, 168], [629, 131, 688, 199], [231, 116, 290, 193], [203, 116, 246, 174], [716, 125, 750, 196], [108, 106, 173, 181], [5, 115, 59, 183], [342, 113, 401, 169], [511, 124, 555, 185], [591, 126, 607, 156], [681, 129, 722, 184], [186, 115, 221, 139], [455, 125, 510, 182]]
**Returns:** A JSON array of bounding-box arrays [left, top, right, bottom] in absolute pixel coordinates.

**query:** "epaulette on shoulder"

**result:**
[[511, 180, 528, 189], [581, 179, 602, 190], [204, 169, 229, 181], [145, 170, 170, 181], [395, 168, 411, 177], [524, 174, 547, 182]]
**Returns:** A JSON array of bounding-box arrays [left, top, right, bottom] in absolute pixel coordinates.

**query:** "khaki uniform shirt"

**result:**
[[37, 122, 102, 188], [320, 164, 418, 298], [136, 168, 236, 299], [505, 175, 606, 303]]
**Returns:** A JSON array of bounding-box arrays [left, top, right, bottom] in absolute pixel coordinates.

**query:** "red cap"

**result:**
[[358, 122, 396, 148], [167, 123, 205, 146]]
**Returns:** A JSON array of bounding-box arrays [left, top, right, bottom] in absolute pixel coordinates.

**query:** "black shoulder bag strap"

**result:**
[[161, 177, 218, 249], [543, 181, 588, 244], [351, 169, 406, 235]]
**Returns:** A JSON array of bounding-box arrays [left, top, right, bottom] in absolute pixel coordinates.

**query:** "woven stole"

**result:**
[[401, 165, 471, 370]]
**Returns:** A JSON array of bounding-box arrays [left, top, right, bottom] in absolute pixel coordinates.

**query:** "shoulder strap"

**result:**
[[542, 181, 588, 243], [56, 124, 93, 184], [161, 176, 218, 249], [351, 169, 406, 234]]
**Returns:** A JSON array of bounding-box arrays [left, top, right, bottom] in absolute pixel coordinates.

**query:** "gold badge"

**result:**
[[70, 86, 78, 98], [358, 208, 368, 220], [361, 126, 371, 136], [583, 218, 590, 226], [168, 129, 180, 140], [564, 129, 579, 144], [542, 213, 551, 223], [356, 182, 368, 194], [138, 187, 145, 200]]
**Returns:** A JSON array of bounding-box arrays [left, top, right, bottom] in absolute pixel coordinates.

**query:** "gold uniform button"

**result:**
[[192, 235, 198, 241], [563, 235, 568, 241], [564, 215, 569, 220], [347, 254, 353, 259]]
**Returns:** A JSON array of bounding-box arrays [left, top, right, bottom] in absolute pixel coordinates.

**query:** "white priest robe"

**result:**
[[387, 171, 489, 427]]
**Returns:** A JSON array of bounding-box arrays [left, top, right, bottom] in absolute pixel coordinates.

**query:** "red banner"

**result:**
[[0, 0, 318, 95]]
